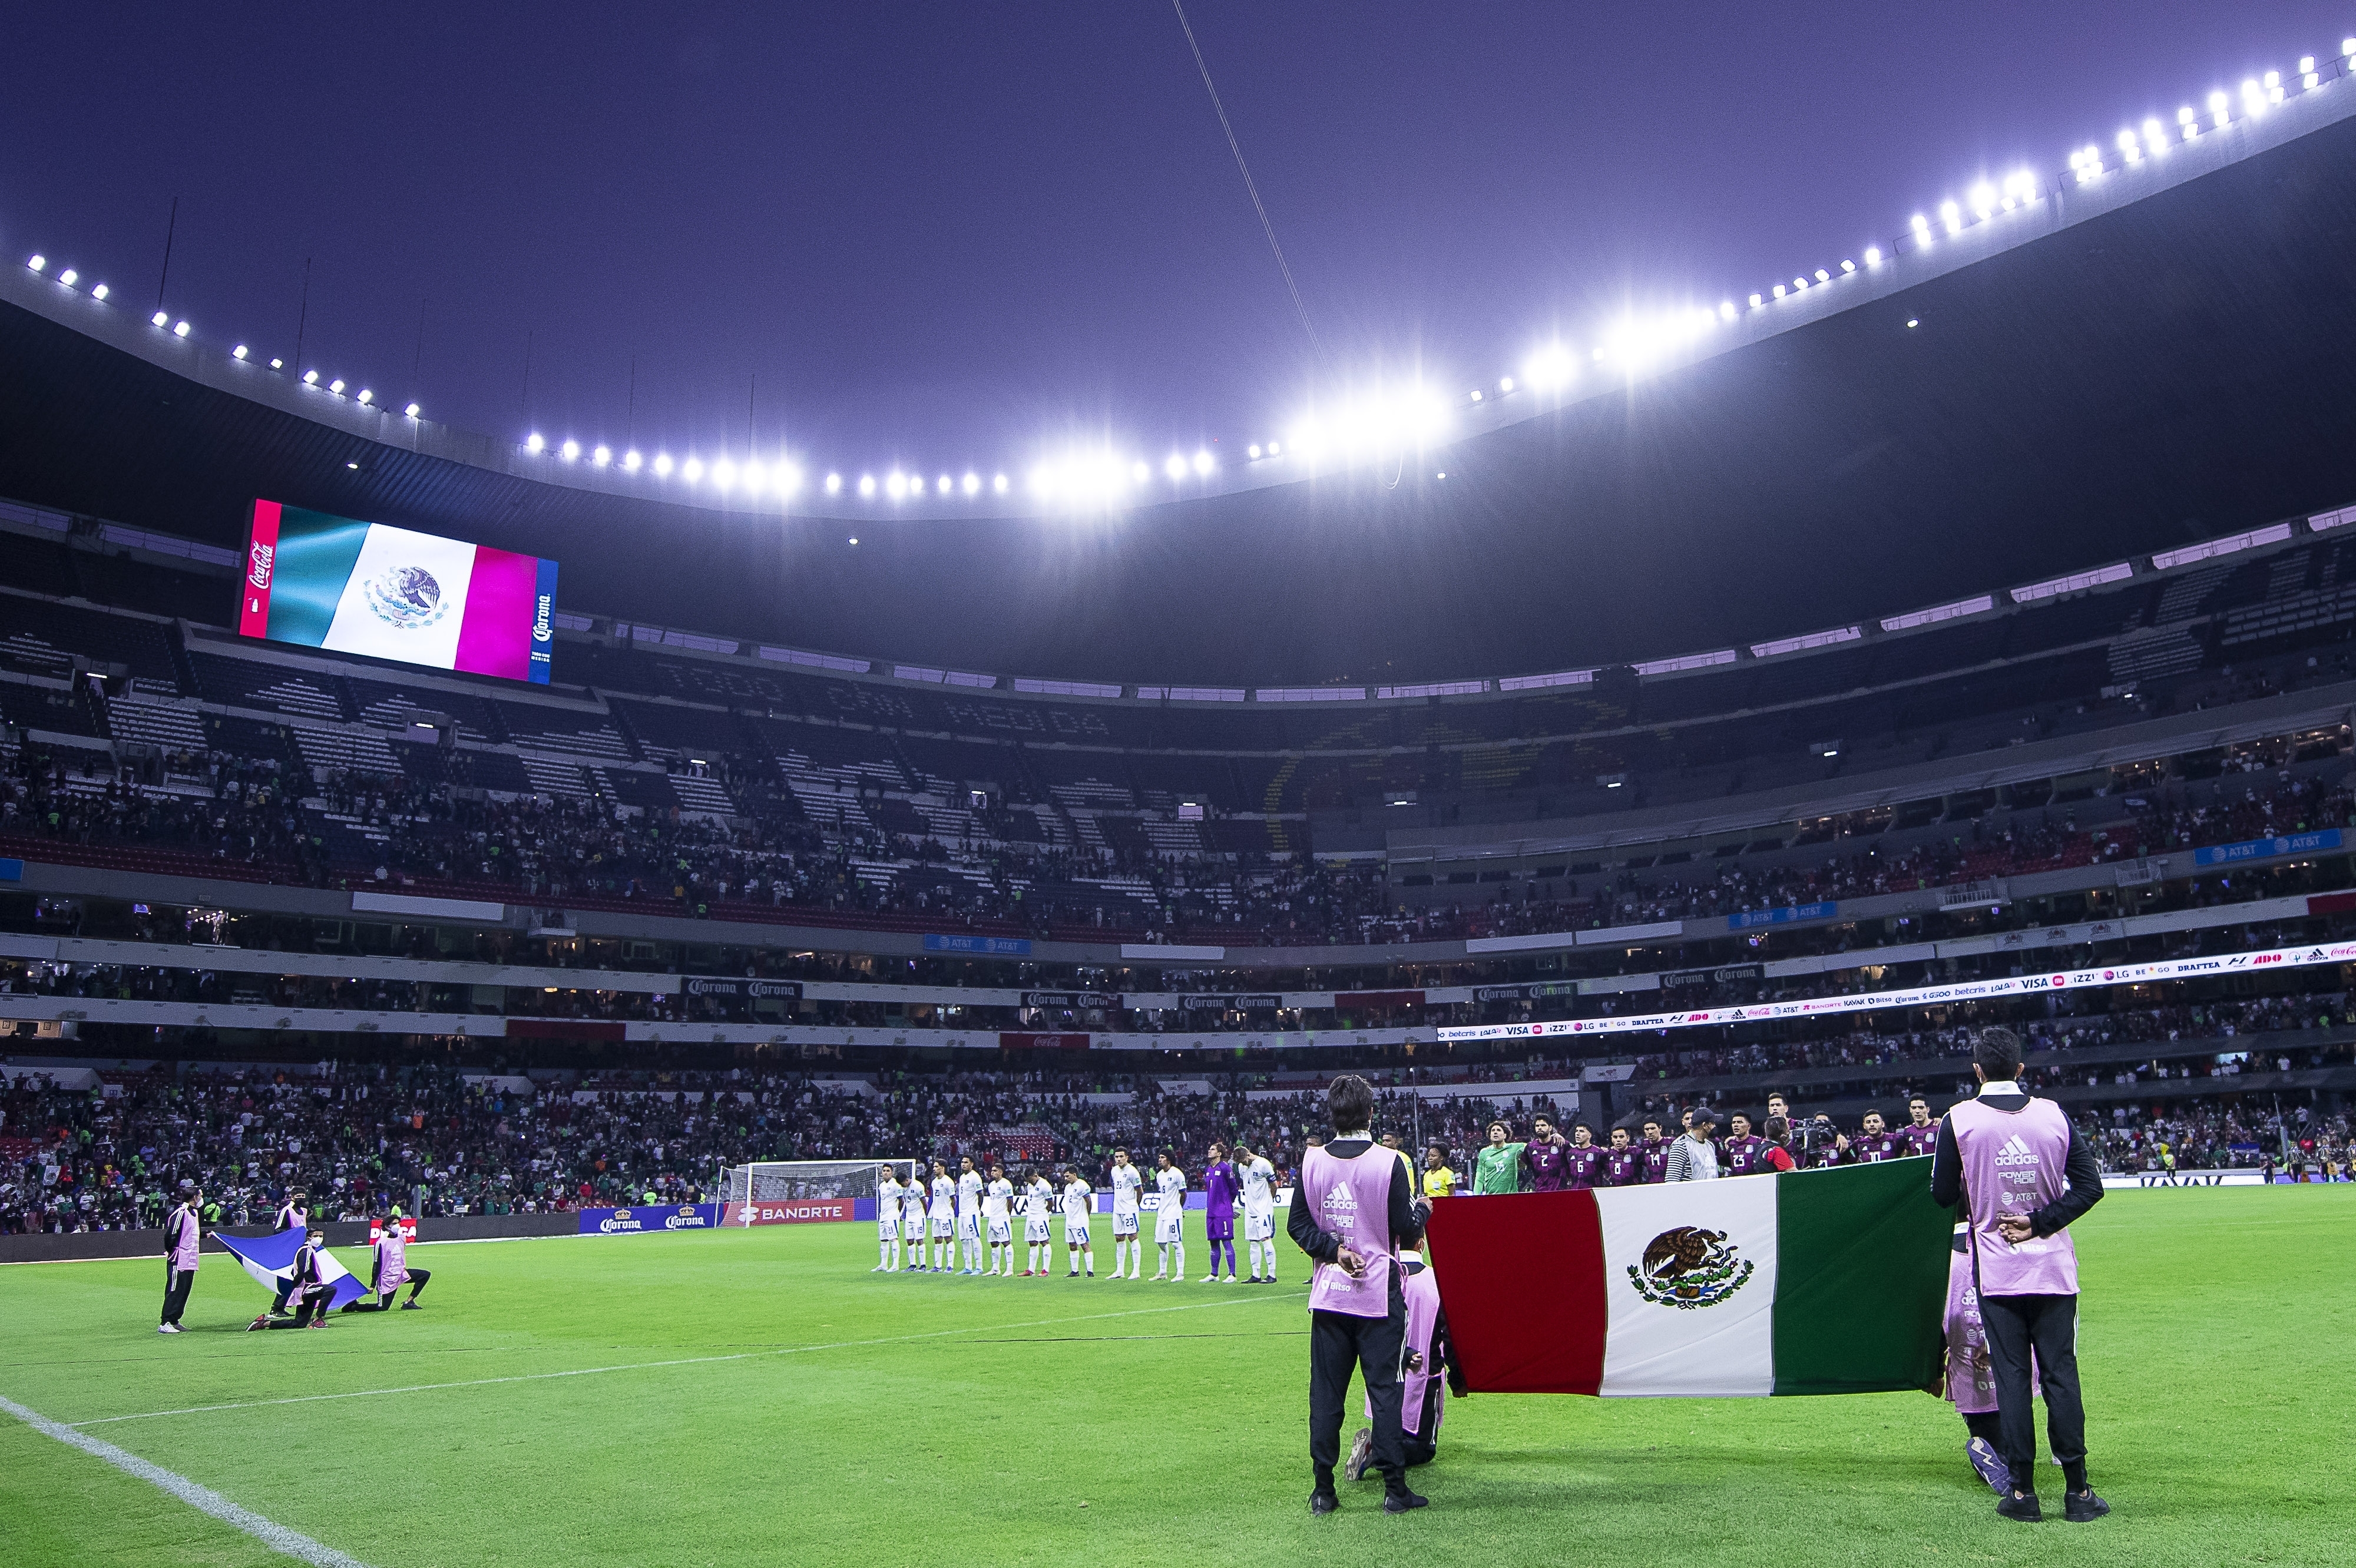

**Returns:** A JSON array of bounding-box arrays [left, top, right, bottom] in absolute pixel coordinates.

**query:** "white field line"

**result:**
[[67, 1288, 1310, 1429], [0, 1391, 371, 1567]]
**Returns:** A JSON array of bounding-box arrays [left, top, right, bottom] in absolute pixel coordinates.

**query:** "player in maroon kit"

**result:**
[[1561, 1124, 1603, 1189], [1720, 1112, 1766, 1175], [1637, 1120, 1670, 1183], [1851, 1110, 1902, 1163], [1895, 1096, 1940, 1158], [1524, 1116, 1569, 1192], [1600, 1127, 1642, 1187]]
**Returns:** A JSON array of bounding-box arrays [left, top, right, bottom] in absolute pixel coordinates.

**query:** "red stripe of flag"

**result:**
[[1425, 1190, 1607, 1394]]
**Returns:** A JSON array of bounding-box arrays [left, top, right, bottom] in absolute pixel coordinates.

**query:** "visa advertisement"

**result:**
[[239, 499, 558, 683]]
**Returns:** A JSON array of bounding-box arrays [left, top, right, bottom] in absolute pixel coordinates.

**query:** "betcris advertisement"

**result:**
[[578, 1203, 722, 1235], [239, 498, 559, 683]]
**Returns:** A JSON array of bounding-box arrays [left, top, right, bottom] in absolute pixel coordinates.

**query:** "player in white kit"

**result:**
[[927, 1161, 957, 1272], [1059, 1165, 1095, 1277], [984, 1163, 1016, 1276], [957, 1156, 987, 1275], [1152, 1151, 1189, 1282], [875, 1165, 904, 1272], [1235, 1140, 1280, 1283], [1107, 1148, 1144, 1279], [902, 1169, 932, 1272], [1021, 1168, 1055, 1276]]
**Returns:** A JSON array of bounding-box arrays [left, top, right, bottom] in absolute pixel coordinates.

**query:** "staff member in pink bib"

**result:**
[[1286, 1073, 1426, 1516], [1930, 1028, 2109, 1525], [158, 1184, 203, 1334]]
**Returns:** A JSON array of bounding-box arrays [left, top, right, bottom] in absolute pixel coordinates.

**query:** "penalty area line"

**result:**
[[71, 1288, 1309, 1428], [0, 1391, 369, 1567]]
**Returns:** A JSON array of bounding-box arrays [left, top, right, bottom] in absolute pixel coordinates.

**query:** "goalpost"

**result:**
[[720, 1159, 924, 1224]]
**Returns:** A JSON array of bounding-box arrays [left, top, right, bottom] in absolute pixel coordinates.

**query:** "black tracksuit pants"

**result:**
[[1980, 1292, 2089, 1493], [1308, 1268, 1408, 1495], [160, 1265, 195, 1326]]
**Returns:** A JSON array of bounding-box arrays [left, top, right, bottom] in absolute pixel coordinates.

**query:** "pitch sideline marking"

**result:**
[[0, 1391, 371, 1567], [68, 1288, 1310, 1428]]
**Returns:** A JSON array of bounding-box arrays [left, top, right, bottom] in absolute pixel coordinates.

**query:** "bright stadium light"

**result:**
[[232, 345, 248, 359], [681, 455, 703, 482], [653, 452, 673, 476], [1525, 341, 1576, 389], [1164, 452, 1187, 481], [1864, 246, 1882, 265], [962, 471, 980, 495], [1193, 448, 1215, 475], [1499, 375, 1515, 392], [1130, 460, 1150, 483], [525, 430, 542, 451], [174, 320, 190, 336], [886, 471, 907, 499], [1469, 388, 1483, 402], [57, 269, 75, 287], [825, 471, 842, 494], [2265, 70, 2284, 105], [27, 255, 44, 272], [268, 356, 281, 368], [2302, 56, 2318, 90], [712, 457, 735, 489], [623, 448, 641, 469], [1970, 181, 1997, 217], [1812, 268, 1830, 282], [1748, 292, 1763, 307], [560, 438, 580, 461], [992, 472, 1008, 494], [1265, 440, 1280, 456], [356, 388, 373, 405], [1792, 275, 1808, 291], [1248, 443, 1263, 459], [1772, 283, 1786, 299], [859, 473, 876, 497], [1938, 200, 1962, 236], [329, 378, 345, 393], [2116, 129, 2142, 165], [2141, 118, 2168, 157], [936, 474, 952, 495], [739, 460, 762, 495], [151, 309, 168, 326], [592, 444, 611, 466], [2179, 105, 2198, 141], [2210, 90, 2230, 130], [777, 463, 801, 496], [90, 283, 108, 300], [1910, 213, 1932, 243], [407, 403, 423, 419], [2241, 78, 2264, 117]]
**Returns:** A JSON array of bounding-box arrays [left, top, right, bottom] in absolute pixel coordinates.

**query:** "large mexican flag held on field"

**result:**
[[1425, 1159, 1950, 1397]]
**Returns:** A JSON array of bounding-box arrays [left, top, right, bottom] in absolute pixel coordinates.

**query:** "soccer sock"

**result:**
[[1174, 1242, 1186, 1279]]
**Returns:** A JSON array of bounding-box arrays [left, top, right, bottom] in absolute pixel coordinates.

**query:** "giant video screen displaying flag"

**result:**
[[237, 499, 558, 683]]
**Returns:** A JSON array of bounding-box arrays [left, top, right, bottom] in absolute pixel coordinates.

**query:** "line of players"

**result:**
[[869, 1141, 1284, 1282], [1458, 1096, 1941, 1193]]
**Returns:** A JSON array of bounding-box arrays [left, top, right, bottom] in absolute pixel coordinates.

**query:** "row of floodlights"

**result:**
[[19, 37, 2355, 502], [21, 255, 424, 420]]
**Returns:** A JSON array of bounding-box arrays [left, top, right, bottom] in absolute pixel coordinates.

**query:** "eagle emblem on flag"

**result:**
[[1627, 1225, 1756, 1309]]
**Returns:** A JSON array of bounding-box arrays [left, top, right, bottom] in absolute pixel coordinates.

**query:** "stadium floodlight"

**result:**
[[1468, 388, 1482, 402], [2301, 56, 2317, 89], [151, 310, 169, 327], [1772, 283, 1786, 299], [2140, 118, 2168, 157], [1970, 181, 1997, 217], [174, 320, 190, 336], [1910, 213, 1932, 242], [1193, 448, 1214, 475], [329, 378, 345, 393], [2345, 37, 2356, 59], [2116, 129, 2142, 165], [712, 457, 734, 489], [886, 471, 906, 499], [1838, 261, 1854, 274], [1864, 246, 1882, 265], [306, 370, 321, 385], [623, 448, 640, 469], [1265, 439, 1280, 455], [825, 471, 841, 494], [233, 344, 248, 359], [268, 356, 281, 368], [1748, 291, 1763, 307], [962, 471, 980, 495], [2265, 70, 2283, 105], [26, 254, 44, 272], [2178, 105, 2198, 140], [1813, 268, 1829, 282], [681, 455, 703, 482], [1164, 452, 1187, 481], [1524, 341, 1576, 389], [1247, 443, 1263, 459], [2210, 90, 2229, 129], [1791, 275, 1808, 290], [1130, 460, 1149, 483], [57, 268, 75, 287], [936, 474, 952, 494], [560, 438, 580, 461], [525, 431, 542, 451], [1499, 375, 1515, 391], [406, 402, 422, 419], [739, 460, 762, 495], [653, 452, 673, 476], [2241, 78, 2264, 118], [592, 444, 610, 466], [777, 463, 801, 496], [1938, 199, 1962, 236], [859, 473, 876, 497], [2004, 170, 2038, 205], [848, 536, 858, 545], [356, 389, 373, 405], [91, 283, 108, 299], [992, 472, 1008, 494]]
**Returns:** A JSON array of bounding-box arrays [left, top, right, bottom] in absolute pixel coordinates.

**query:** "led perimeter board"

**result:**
[[237, 499, 558, 683]]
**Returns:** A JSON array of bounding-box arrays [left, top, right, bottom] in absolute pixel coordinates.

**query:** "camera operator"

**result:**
[[1766, 1092, 1849, 1167]]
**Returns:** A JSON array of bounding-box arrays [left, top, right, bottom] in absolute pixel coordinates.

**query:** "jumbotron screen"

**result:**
[[237, 499, 558, 684]]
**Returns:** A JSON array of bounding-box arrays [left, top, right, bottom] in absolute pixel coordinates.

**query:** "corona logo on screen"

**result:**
[[532, 593, 554, 644]]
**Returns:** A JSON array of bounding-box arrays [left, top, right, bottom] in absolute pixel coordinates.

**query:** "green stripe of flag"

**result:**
[[1771, 1158, 1951, 1395]]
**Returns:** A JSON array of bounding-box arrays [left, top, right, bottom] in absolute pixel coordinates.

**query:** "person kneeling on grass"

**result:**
[[346, 1216, 431, 1312], [1346, 1200, 1463, 1485], [249, 1228, 337, 1330]]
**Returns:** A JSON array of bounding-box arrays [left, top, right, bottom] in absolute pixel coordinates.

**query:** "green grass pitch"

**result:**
[[2, 1189, 2347, 1568]]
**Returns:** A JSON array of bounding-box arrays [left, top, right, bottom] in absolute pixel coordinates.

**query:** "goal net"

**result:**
[[721, 1159, 924, 1223]]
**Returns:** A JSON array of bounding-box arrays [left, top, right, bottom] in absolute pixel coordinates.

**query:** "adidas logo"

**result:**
[[1993, 1134, 2041, 1168], [1323, 1182, 1358, 1210]]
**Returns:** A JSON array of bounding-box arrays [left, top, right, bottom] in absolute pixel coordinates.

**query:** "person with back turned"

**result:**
[[1930, 1026, 2109, 1524], [1288, 1073, 1425, 1516]]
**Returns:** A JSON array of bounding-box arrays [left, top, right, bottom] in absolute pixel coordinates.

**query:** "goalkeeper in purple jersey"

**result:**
[[1524, 1117, 1569, 1192], [1850, 1110, 1902, 1163], [1720, 1113, 1767, 1175], [1637, 1121, 1671, 1183], [1600, 1126, 1642, 1187], [1560, 1124, 1603, 1189], [1895, 1096, 1940, 1157]]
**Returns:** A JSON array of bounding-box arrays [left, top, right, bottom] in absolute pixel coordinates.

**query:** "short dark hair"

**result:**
[[1397, 1199, 1432, 1249], [1763, 1116, 1790, 1143], [1974, 1027, 2025, 1079], [1327, 1074, 1374, 1134]]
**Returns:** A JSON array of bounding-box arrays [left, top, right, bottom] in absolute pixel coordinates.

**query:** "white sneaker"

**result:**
[[157, 1323, 178, 1334]]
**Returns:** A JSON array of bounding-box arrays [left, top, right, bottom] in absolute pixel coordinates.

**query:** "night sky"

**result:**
[[4, 4, 2350, 485]]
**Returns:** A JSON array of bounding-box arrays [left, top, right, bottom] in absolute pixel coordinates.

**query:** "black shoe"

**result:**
[[1996, 1490, 2043, 1523], [2064, 1488, 2110, 1523], [1309, 1490, 1339, 1516], [1382, 1490, 1430, 1514], [400, 1299, 421, 1310]]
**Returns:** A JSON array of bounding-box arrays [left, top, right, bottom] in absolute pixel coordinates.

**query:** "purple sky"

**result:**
[[4, 3, 2350, 483]]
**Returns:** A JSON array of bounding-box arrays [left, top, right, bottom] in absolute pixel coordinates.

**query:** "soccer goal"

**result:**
[[720, 1159, 924, 1223]]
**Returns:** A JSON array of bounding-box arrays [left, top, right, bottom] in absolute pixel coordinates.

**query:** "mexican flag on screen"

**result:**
[[1425, 1159, 1950, 1397]]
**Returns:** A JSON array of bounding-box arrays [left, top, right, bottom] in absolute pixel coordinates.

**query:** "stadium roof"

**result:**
[[6, 79, 2356, 689]]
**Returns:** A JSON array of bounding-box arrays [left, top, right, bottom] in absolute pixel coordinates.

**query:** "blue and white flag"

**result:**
[[214, 1230, 370, 1311]]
